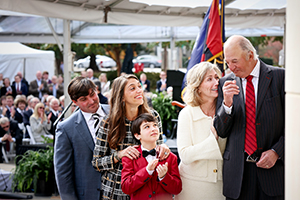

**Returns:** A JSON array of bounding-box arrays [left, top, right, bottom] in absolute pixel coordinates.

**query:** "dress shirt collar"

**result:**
[[242, 59, 260, 81], [81, 104, 105, 124]]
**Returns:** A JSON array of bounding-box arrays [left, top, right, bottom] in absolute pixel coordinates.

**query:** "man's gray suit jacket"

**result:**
[[54, 105, 109, 200]]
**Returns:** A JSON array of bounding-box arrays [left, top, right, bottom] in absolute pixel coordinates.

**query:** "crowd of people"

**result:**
[[0, 34, 285, 200], [0, 70, 65, 161]]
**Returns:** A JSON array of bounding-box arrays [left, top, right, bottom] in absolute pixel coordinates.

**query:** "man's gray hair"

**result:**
[[0, 117, 9, 125]]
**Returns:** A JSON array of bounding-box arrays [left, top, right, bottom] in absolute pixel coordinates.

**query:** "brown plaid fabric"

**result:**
[[92, 110, 163, 200]]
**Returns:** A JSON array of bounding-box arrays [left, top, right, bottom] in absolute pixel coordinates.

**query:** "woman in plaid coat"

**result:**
[[92, 74, 170, 200]]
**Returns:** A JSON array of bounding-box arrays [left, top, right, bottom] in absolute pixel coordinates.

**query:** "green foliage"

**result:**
[[12, 146, 54, 192], [151, 92, 177, 132]]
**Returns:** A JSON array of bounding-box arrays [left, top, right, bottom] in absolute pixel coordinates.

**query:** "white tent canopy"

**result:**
[[0, 14, 284, 44], [0, 0, 286, 28], [0, 42, 55, 83]]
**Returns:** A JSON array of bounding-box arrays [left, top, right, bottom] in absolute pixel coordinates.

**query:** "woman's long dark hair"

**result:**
[[107, 74, 150, 149]]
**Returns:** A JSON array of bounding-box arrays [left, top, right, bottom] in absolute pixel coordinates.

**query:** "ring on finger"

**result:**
[[164, 152, 168, 155], [128, 151, 131, 155]]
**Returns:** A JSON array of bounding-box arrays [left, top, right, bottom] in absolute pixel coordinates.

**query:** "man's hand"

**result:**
[[256, 150, 279, 169], [147, 159, 158, 171], [223, 80, 240, 107]]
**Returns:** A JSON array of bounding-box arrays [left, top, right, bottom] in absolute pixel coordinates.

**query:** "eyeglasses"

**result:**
[[39, 107, 45, 110], [1, 125, 9, 129]]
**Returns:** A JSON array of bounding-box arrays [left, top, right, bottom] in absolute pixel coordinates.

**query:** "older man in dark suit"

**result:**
[[54, 77, 109, 200], [214, 35, 284, 200], [28, 71, 49, 99]]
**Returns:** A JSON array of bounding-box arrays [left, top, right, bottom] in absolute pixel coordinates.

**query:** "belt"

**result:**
[[245, 152, 259, 163]]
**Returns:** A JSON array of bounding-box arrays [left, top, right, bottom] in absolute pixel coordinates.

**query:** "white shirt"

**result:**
[[81, 104, 106, 144], [224, 59, 260, 114], [141, 145, 164, 180]]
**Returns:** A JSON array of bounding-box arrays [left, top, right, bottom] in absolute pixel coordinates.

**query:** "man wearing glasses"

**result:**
[[0, 117, 23, 162]]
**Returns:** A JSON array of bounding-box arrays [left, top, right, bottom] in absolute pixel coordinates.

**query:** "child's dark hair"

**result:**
[[131, 113, 157, 143]]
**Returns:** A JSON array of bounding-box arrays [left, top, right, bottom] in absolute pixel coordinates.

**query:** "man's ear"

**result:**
[[134, 133, 140, 140], [72, 100, 77, 106]]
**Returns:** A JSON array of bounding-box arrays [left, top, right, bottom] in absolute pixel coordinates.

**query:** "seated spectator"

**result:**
[[1, 78, 15, 98], [140, 73, 150, 92], [45, 95, 54, 113], [28, 71, 49, 99], [156, 71, 168, 93], [87, 69, 98, 81], [6, 95, 15, 119], [12, 75, 28, 97], [93, 80, 108, 104], [14, 72, 29, 89], [0, 73, 3, 89], [0, 117, 23, 159], [99, 73, 110, 94], [59, 95, 65, 111], [48, 75, 64, 99], [23, 97, 40, 129], [13, 98, 27, 125], [0, 96, 8, 118], [29, 102, 52, 143], [47, 98, 63, 135], [42, 71, 52, 84]]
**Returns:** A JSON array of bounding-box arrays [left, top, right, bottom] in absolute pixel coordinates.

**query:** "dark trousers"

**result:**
[[227, 159, 283, 200]]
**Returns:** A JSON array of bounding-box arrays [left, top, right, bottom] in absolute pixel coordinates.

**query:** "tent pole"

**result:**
[[45, 17, 63, 52], [63, 19, 72, 118]]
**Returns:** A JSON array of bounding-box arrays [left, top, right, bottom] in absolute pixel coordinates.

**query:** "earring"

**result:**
[[122, 101, 125, 107]]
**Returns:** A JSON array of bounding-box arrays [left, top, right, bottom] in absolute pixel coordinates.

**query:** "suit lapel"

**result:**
[[75, 111, 95, 151], [256, 62, 272, 117], [232, 74, 245, 114]]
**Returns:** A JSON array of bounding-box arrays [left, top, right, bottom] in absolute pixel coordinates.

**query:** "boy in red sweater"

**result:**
[[121, 113, 182, 200]]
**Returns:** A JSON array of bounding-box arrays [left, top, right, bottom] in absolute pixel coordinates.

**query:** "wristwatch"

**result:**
[[113, 151, 121, 162]]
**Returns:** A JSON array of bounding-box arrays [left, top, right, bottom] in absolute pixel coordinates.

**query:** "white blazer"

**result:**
[[177, 105, 226, 183]]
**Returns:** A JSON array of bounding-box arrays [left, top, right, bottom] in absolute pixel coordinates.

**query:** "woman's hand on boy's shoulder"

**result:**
[[157, 144, 170, 161]]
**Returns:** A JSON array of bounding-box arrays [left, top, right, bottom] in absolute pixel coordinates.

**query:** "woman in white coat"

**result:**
[[175, 62, 226, 200]]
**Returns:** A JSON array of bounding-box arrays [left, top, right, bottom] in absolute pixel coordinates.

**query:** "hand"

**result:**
[[120, 145, 140, 160], [39, 84, 44, 90], [223, 80, 240, 107], [147, 159, 158, 171], [161, 83, 167, 90], [7, 134, 13, 142], [256, 150, 279, 169], [1, 134, 8, 141], [157, 144, 170, 161], [156, 162, 168, 179], [2, 107, 7, 116], [211, 117, 218, 140], [10, 107, 15, 118], [47, 112, 52, 123]]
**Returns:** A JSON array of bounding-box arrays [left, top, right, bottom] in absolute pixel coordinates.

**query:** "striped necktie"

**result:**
[[244, 75, 257, 155]]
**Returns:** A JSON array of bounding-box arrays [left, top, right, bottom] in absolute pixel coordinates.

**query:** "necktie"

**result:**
[[244, 75, 257, 155], [142, 149, 156, 158], [92, 113, 101, 129]]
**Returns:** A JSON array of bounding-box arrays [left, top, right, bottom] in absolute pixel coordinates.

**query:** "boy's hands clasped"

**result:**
[[146, 159, 168, 179]]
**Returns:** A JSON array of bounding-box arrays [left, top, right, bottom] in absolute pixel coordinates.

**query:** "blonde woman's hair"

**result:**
[[183, 62, 221, 107], [32, 102, 47, 120]]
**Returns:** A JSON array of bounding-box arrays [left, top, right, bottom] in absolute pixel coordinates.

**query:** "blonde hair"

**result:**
[[184, 62, 221, 106], [32, 102, 47, 120]]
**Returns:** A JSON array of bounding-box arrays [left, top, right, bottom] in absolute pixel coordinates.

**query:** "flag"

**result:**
[[181, 0, 225, 98]]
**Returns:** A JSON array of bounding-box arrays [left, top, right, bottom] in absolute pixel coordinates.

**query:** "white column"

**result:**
[[63, 19, 72, 118], [285, 0, 300, 199]]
